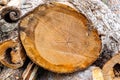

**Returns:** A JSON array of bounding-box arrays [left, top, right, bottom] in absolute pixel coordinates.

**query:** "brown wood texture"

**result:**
[[0, 40, 26, 69], [19, 3, 101, 73], [103, 52, 120, 80]]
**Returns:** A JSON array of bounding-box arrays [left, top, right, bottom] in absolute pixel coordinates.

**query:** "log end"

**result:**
[[0, 40, 26, 69], [20, 3, 101, 73]]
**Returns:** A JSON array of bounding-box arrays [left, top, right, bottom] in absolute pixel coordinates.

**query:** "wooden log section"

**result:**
[[19, 2, 101, 73], [103, 52, 120, 80], [0, 40, 26, 69]]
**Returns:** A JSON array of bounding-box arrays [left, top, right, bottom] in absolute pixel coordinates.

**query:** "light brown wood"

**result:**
[[103, 52, 120, 80], [0, 0, 9, 5], [0, 40, 26, 69], [92, 67, 104, 80], [20, 3, 101, 73]]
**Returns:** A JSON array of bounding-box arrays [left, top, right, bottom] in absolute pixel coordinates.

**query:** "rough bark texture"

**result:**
[[0, 67, 23, 80], [103, 0, 120, 17]]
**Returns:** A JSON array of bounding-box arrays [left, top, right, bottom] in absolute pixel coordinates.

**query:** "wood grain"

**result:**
[[20, 3, 101, 73]]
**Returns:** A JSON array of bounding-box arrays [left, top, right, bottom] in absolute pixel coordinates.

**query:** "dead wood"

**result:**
[[19, 2, 101, 73], [0, 0, 27, 23], [0, 39, 26, 69], [1, 6, 21, 23], [0, 0, 120, 80]]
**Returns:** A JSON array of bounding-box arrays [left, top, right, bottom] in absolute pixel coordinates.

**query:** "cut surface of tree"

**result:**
[[0, 40, 26, 69], [20, 3, 101, 73], [103, 52, 120, 80]]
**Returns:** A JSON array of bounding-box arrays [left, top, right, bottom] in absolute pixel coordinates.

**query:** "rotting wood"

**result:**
[[19, 2, 101, 73], [0, 39, 26, 69]]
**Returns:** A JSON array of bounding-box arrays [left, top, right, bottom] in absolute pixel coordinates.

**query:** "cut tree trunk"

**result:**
[[19, 2, 101, 73]]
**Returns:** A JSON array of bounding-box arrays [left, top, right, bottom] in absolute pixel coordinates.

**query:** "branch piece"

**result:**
[[0, 40, 26, 69], [1, 6, 21, 23], [22, 62, 39, 80]]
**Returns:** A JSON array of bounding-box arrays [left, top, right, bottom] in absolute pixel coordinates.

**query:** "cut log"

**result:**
[[103, 52, 120, 80], [0, 39, 26, 69], [19, 2, 101, 73]]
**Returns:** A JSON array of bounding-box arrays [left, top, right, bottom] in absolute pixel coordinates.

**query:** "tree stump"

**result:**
[[19, 2, 101, 73]]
